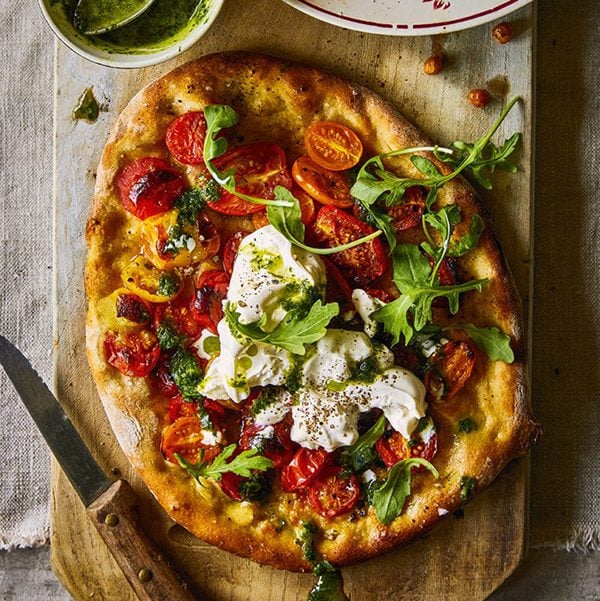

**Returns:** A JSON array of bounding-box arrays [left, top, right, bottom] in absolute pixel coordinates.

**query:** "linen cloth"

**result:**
[[0, 0, 598, 553]]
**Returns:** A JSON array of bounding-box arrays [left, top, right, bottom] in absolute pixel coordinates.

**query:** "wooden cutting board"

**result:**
[[51, 1, 534, 599]]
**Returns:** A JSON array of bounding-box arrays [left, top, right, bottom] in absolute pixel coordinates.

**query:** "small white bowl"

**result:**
[[38, 0, 224, 69]]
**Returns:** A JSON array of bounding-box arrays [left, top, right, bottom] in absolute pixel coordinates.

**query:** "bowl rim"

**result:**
[[38, 0, 225, 69]]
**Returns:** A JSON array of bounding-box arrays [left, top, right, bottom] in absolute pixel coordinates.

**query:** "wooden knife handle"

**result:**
[[86, 479, 198, 601]]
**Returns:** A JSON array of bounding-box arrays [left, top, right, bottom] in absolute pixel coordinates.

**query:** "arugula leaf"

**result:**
[[448, 323, 514, 363], [267, 187, 383, 255], [353, 198, 397, 251], [449, 214, 484, 257], [225, 300, 339, 355], [176, 444, 273, 483], [372, 458, 439, 525], [340, 414, 386, 472]]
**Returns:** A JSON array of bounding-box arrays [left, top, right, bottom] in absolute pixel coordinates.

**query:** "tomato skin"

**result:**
[[152, 353, 180, 398], [193, 270, 230, 333], [322, 257, 353, 316], [388, 186, 426, 231], [280, 447, 332, 492], [292, 156, 353, 208], [376, 426, 438, 468], [219, 472, 244, 501], [292, 186, 317, 224], [165, 112, 207, 165], [115, 292, 152, 325], [103, 330, 160, 377], [223, 231, 248, 275], [425, 340, 477, 400], [239, 416, 297, 469], [161, 415, 220, 464], [312, 206, 387, 285], [153, 292, 202, 341], [209, 142, 293, 215], [117, 157, 186, 220], [307, 467, 360, 518], [167, 395, 199, 422], [304, 121, 363, 172]]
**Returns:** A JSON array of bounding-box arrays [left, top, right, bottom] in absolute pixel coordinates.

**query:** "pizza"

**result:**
[[85, 51, 539, 573]]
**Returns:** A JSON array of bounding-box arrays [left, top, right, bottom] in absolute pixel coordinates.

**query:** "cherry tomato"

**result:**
[[376, 421, 438, 468], [239, 416, 297, 469], [165, 112, 207, 165], [304, 121, 363, 171], [292, 185, 317, 224], [121, 256, 182, 303], [223, 231, 248, 275], [312, 206, 387, 285], [322, 257, 353, 316], [366, 288, 394, 303], [167, 395, 199, 422], [209, 142, 293, 215], [161, 416, 220, 464], [116, 157, 187, 220], [114, 292, 152, 325], [307, 467, 360, 518], [152, 354, 180, 398], [193, 270, 230, 333], [292, 156, 353, 208], [388, 186, 426, 231], [103, 330, 160, 377], [219, 472, 245, 501], [425, 340, 477, 400], [251, 211, 270, 229], [153, 292, 202, 341], [280, 447, 332, 492]]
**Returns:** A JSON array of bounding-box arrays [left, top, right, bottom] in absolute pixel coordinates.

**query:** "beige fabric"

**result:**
[[0, 0, 597, 553]]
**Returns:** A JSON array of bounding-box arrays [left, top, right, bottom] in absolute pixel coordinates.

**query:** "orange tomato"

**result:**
[[304, 121, 363, 171]]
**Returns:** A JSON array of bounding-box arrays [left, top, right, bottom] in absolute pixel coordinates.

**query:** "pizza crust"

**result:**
[[85, 52, 539, 571]]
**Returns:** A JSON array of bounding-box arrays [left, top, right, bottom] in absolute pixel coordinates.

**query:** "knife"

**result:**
[[0, 335, 198, 601]]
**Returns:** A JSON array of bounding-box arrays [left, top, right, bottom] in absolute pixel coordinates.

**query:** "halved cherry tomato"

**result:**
[[165, 112, 207, 165], [376, 421, 438, 468], [312, 206, 387, 285], [167, 395, 199, 422], [223, 231, 248, 275], [103, 330, 160, 377], [292, 185, 317, 224], [322, 257, 353, 316], [219, 472, 245, 501], [193, 270, 230, 333], [366, 288, 394, 303], [307, 467, 360, 518], [116, 157, 187, 220], [209, 142, 293, 215], [121, 256, 182, 303], [160, 416, 220, 464], [425, 340, 477, 400], [115, 292, 152, 325], [280, 447, 332, 492], [153, 292, 202, 341], [292, 156, 353, 208], [304, 121, 363, 171], [239, 416, 297, 469], [152, 354, 180, 398], [388, 186, 426, 231]]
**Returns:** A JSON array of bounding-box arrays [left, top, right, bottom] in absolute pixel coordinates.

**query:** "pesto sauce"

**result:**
[[308, 562, 349, 601], [73, 0, 152, 35], [72, 87, 100, 123]]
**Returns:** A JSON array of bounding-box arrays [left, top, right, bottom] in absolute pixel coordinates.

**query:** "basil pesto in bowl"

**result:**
[[39, 0, 224, 68]]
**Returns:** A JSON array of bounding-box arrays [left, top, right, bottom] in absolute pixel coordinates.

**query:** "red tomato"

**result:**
[[165, 112, 207, 165], [116, 157, 187, 220], [193, 270, 230, 333], [239, 416, 297, 469], [161, 416, 220, 464], [312, 206, 387, 285], [153, 292, 202, 341], [209, 142, 293, 215], [292, 156, 353, 208], [103, 330, 160, 377], [388, 186, 426, 231], [280, 447, 332, 492], [219, 472, 244, 501], [322, 257, 353, 316], [304, 121, 363, 171], [376, 423, 438, 469], [167, 396, 199, 422], [307, 467, 360, 518], [152, 353, 180, 398], [425, 340, 477, 400], [222, 231, 248, 275], [366, 288, 394, 303], [114, 292, 152, 324]]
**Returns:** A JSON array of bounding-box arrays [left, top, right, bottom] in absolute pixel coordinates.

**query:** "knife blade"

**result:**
[[0, 335, 197, 601]]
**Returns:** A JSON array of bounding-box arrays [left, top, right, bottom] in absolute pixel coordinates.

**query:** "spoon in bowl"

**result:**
[[73, 0, 156, 36]]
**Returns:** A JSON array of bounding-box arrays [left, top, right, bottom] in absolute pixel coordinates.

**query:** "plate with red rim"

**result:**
[[282, 0, 532, 36]]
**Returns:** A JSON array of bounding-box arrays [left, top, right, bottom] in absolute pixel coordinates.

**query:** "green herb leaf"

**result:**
[[449, 214, 484, 257], [372, 458, 439, 525], [449, 323, 514, 363], [341, 414, 386, 472], [177, 444, 273, 483]]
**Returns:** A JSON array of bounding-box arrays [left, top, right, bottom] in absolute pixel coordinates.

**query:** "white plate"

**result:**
[[282, 0, 532, 36]]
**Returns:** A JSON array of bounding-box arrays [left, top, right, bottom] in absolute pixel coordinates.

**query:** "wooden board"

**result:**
[[51, 1, 534, 599]]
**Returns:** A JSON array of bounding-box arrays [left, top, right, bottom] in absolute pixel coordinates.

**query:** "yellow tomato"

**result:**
[[121, 256, 181, 303]]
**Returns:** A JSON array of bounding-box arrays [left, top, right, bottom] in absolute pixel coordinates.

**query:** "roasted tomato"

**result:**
[[116, 157, 187, 220], [222, 231, 248, 275], [209, 142, 293, 215], [167, 395, 199, 422], [219, 472, 245, 501], [388, 186, 427, 231], [97, 287, 152, 334], [152, 354, 180, 398], [165, 112, 207, 165], [142, 210, 220, 270], [425, 340, 477, 400], [239, 416, 297, 469], [376, 419, 438, 468], [280, 447, 332, 492], [103, 330, 160, 377], [304, 121, 363, 171], [307, 467, 360, 518], [322, 257, 354, 316], [193, 270, 230, 333], [161, 416, 220, 464], [153, 292, 202, 342], [292, 155, 353, 208], [121, 256, 182, 303], [114, 291, 152, 324], [312, 206, 387, 285]]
